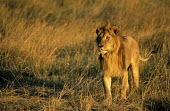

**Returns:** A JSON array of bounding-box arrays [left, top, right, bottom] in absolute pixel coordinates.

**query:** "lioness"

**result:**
[[96, 23, 154, 103]]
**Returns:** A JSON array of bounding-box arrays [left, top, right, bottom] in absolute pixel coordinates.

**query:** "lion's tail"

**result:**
[[139, 51, 156, 62]]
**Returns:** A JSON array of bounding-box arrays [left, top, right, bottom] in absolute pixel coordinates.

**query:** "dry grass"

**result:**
[[0, 0, 169, 110]]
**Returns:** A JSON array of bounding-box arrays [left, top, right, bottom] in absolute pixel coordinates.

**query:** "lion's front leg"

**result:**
[[103, 76, 112, 104]]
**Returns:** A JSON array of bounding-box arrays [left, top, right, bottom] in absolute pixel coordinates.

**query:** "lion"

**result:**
[[96, 23, 155, 104]]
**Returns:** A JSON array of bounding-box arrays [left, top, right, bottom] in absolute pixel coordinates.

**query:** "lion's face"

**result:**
[[96, 32, 115, 55]]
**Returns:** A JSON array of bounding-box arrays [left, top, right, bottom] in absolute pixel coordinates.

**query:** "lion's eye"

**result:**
[[106, 36, 110, 40]]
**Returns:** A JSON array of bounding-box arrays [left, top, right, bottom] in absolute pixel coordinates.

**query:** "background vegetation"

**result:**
[[0, 0, 169, 110]]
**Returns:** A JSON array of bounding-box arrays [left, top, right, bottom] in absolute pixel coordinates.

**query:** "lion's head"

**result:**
[[96, 23, 120, 55]]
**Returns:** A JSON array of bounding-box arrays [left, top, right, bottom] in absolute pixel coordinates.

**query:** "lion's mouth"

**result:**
[[100, 50, 108, 54]]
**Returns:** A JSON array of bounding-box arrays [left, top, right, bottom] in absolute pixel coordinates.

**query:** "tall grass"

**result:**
[[0, 0, 169, 110]]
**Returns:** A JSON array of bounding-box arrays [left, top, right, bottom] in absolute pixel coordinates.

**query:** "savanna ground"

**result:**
[[0, 0, 169, 110]]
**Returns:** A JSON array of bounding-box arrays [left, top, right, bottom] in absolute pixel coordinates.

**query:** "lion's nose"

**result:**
[[99, 45, 104, 48], [100, 48, 103, 51]]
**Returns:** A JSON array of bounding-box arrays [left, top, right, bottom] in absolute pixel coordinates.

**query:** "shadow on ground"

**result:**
[[144, 98, 170, 111], [0, 70, 64, 96]]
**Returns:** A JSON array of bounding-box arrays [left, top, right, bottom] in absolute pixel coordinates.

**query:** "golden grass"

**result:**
[[0, 0, 169, 110]]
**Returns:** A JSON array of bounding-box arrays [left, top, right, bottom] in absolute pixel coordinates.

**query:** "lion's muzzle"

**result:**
[[99, 46, 108, 54]]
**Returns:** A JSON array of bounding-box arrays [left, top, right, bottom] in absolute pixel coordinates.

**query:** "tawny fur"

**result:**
[[96, 23, 154, 104]]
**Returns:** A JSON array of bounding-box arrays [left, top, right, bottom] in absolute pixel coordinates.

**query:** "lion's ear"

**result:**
[[114, 29, 119, 34], [112, 26, 119, 35], [96, 28, 100, 35]]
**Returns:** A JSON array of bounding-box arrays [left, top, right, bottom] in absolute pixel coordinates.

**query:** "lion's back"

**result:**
[[122, 36, 139, 51]]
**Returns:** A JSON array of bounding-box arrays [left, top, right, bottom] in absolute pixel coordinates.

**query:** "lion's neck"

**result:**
[[100, 52, 122, 77]]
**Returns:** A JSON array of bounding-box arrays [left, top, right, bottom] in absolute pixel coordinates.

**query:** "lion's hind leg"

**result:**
[[121, 70, 129, 99], [131, 60, 139, 88]]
